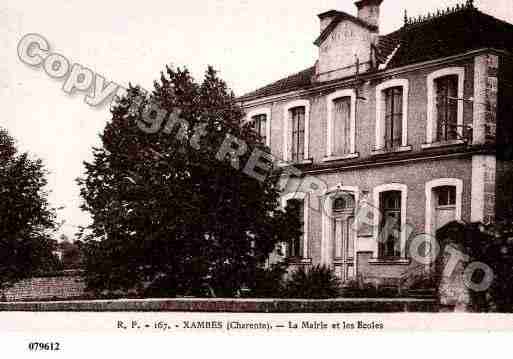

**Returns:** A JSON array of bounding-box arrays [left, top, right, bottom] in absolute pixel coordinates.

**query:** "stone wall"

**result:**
[[1, 273, 88, 302]]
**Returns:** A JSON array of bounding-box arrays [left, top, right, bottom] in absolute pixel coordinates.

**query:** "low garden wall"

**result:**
[[0, 271, 88, 302], [0, 297, 438, 312]]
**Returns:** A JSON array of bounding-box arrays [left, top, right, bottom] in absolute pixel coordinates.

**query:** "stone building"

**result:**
[[238, 0, 513, 284]]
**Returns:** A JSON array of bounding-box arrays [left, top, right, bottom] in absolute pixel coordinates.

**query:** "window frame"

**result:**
[[290, 107, 306, 162], [425, 67, 465, 146], [283, 100, 310, 163], [372, 183, 408, 259], [383, 86, 404, 149], [245, 108, 271, 147], [424, 178, 463, 235], [434, 75, 459, 142], [325, 89, 357, 160], [281, 192, 310, 261], [374, 79, 410, 152], [435, 186, 457, 207]]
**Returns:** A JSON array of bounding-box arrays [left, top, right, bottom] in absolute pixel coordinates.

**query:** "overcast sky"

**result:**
[[2, 0, 513, 239]]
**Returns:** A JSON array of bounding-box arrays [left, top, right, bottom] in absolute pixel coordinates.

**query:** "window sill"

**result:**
[[371, 145, 412, 156], [278, 158, 313, 167], [368, 258, 411, 266], [322, 153, 359, 162], [287, 258, 312, 265], [421, 140, 465, 149], [333, 258, 354, 265], [357, 233, 374, 238]]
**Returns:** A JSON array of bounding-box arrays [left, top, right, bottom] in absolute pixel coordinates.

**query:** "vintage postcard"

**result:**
[[2, 0, 513, 356]]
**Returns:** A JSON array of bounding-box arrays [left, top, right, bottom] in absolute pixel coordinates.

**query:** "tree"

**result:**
[[436, 221, 513, 312], [57, 234, 83, 270], [0, 128, 59, 289], [78, 66, 300, 297]]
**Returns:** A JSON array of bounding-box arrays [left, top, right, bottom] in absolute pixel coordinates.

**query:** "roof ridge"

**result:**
[[472, 8, 513, 31], [404, 0, 475, 28], [239, 4, 513, 101]]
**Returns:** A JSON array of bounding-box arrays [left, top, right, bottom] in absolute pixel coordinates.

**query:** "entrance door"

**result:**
[[331, 193, 356, 283]]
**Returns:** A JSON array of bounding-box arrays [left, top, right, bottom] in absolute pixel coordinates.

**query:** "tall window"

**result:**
[[384, 87, 403, 149], [332, 194, 356, 260], [251, 114, 267, 145], [286, 199, 304, 258], [375, 79, 409, 151], [332, 97, 351, 155], [435, 75, 459, 142], [379, 191, 402, 258], [290, 107, 305, 162]]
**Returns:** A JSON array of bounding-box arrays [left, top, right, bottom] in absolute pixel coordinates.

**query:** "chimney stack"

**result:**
[[355, 0, 383, 30]]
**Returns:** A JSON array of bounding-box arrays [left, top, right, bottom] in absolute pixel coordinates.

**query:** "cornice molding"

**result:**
[[240, 48, 511, 108]]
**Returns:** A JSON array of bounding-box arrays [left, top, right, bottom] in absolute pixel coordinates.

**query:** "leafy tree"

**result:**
[[436, 221, 513, 312], [0, 128, 59, 289], [78, 66, 300, 297]]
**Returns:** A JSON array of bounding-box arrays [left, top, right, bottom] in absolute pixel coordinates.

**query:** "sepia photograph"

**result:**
[[2, 0, 513, 355]]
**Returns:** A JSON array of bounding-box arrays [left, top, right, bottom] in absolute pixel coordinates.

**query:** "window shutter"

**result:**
[[333, 97, 351, 155]]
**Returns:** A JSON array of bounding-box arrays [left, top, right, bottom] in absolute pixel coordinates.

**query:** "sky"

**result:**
[[2, 0, 513, 239]]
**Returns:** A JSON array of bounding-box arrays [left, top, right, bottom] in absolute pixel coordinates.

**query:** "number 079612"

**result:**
[[28, 342, 60, 351]]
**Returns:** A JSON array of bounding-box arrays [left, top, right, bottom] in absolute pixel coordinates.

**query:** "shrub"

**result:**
[[247, 263, 287, 298], [283, 265, 341, 299]]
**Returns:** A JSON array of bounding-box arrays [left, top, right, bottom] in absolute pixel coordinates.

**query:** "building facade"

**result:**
[[239, 0, 513, 283]]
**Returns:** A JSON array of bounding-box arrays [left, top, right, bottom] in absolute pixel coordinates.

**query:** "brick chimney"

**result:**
[[355, 0, 383, 30]]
